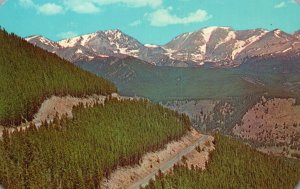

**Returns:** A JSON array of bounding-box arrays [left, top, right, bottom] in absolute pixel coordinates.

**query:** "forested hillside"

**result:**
[[145, 134, 300, 189], [0, 28, 116, 126], [76, 56, 300, 102], [0, 99, 190, 188]]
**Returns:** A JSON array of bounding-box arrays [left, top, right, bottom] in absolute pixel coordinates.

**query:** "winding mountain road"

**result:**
[[130, 135, 209, 189]]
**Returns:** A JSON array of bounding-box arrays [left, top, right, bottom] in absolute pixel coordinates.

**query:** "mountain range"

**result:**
[[26, 27, 300, 67]]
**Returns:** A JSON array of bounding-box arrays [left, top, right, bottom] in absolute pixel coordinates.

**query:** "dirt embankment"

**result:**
[[0, 93, 139, 137], [181, 137, 215, 170], [34, 95, 106, 125], [233, 97, 300, 158], [0, 95, 107, 136], [101, 131, 214, 189]]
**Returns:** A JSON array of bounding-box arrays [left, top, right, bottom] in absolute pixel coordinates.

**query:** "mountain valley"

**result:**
[[25, 26, 300, 160]]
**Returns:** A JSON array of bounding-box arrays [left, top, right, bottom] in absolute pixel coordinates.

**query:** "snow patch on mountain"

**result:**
[[199, 27, 230, 56], [274, 29, 282, 39], [58, 33, 98, 48], [145, 44, 159, 48], [198, 27, 219, 55], [201, 26, 219, 42], [25, 35, 40, 41], [58, 37, 79, 48], [96, 54, 109, 58], [231, 30, 268, 59], [104, 29, 122, 38], [39, 38, 55, 47], [75, 49, 83, 54], [162, 47, 176, 60], [190, 54, 205, 64], [215, 31, 236, 49], [80, 33, 98, 46], [282, 47, 292, 53]]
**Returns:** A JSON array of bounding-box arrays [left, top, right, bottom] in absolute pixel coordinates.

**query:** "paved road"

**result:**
[[130, 135, 209, 189]]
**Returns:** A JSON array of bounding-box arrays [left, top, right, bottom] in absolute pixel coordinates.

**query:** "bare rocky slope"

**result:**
[[163, 97, 300, 159], [233, 97, 300, 158]]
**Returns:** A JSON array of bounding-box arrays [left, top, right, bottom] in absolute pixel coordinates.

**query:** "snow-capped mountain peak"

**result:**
[[58, 32, 98, 48], [104, 29, 122, 35], [25, 35, 60, 49], [25, 27, 300, 67], [201, 26, 230, 42]]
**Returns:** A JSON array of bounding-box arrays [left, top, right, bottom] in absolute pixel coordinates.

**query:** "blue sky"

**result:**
[[0, 0, 300, 45]]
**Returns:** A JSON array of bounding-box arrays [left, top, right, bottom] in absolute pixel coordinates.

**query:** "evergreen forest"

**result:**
[[0, 99, 191, 189]]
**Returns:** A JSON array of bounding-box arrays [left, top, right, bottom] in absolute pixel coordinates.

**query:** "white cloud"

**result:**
[[62, 0, 162, 14], [93, 0, 162, 8], [274, 2, 286, 8], [129, 20, 142, 26], [148, 8, 212, 27], [38, 3, 63, 15], [19, 0, 63, 15], [19, 0, 162, 15], [57, 31, 78, 39], [63, 0, 100, 14]]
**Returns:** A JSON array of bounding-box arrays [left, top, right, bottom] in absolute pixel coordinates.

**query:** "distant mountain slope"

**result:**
[[75, 56, 300, 102], [26, 27, 300, 67], [0, 29, 116, 126]]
